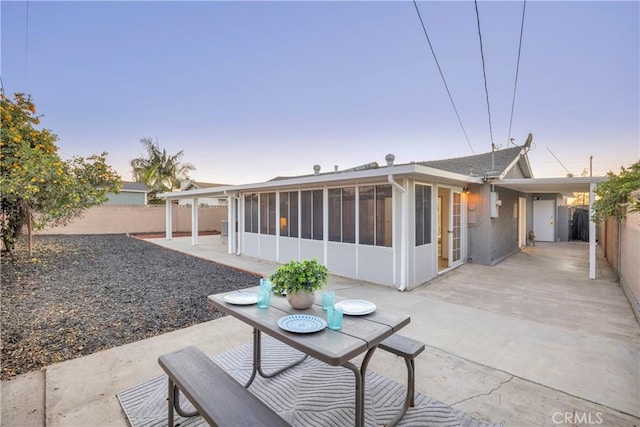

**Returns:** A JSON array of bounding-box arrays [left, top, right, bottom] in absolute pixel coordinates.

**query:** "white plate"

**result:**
[[277, 314, 327, 333], [335, 299, 376, 316], [223, 292, 258, 305]]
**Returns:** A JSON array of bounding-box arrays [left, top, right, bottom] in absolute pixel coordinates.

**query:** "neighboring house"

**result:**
[[104, 181, 149, 205], [177, 180, 229, 206], [159, 142, 605, 290]]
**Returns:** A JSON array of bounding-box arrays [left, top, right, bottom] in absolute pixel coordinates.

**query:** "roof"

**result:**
[[179, 180, 229, 191], [495, 176, 607, 196], [121, 181, 149, 192], [418, 146, 531, 178]]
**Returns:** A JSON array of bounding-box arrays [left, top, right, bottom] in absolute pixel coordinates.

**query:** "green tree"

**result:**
[[0, 93, 121, 255], [592, 161, 640, 224], [130, 137, 195, 203]]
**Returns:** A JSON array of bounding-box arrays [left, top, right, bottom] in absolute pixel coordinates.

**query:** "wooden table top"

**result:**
[[208, 287, 410, 366]]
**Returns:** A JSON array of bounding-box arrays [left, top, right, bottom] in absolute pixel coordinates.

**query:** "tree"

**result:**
[[0, 93, 121, 255], [130, 137, 195, 203], [592, 161, 640, 224]]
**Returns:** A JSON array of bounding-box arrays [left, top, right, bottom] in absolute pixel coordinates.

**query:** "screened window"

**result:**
[[415, 184, 432, 246], [301, 189, 323, 240], [328, 187, 355, 243], [260, 192, 276, 235], [359, 184, 392, 247], [279, 191, 299, 238], [244, 193, 259, 233]]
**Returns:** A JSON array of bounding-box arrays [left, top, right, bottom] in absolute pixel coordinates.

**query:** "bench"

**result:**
[[378, 334, 426, 427], [158, 346, 291, 427]]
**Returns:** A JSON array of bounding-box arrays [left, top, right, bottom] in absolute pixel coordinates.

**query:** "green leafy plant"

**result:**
[[1, 93, 121, 256], [592, 161, 640, 224], [269, 259, 329, 295]]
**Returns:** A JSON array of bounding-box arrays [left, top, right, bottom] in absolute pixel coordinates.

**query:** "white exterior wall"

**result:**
[[243, 233, 260, 258], [358, 245, 394, 286], [327, 242, 357, 279], [236, 178, 457, 289], [259, 235, 277, 262], [278, 237, 299, 263], [300, 240, 324, 263]]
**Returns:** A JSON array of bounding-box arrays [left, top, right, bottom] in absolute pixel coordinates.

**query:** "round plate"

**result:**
[[223, 292, 258, 305], [335, 299, 376, 316], [277, 315, 327, 333]]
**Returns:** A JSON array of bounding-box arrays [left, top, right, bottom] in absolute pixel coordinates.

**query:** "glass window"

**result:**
[[375, 185, 392, 247], [279, 191, 298, 238], [301, 189, 323, 240], [359, 186, 375, 245], [244, 193, 258, 233], [415, 184, 432, 246], [328, 187, 355, 243], [328, 189, 342, 242], [260, 192, 276, 235], [359, 185, 392, 247]]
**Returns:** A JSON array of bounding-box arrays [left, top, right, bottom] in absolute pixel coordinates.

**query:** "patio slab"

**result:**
[[1, 237, 638, 426]]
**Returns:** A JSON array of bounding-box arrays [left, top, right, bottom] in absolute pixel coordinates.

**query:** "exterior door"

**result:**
[[450, 191, 463, 265], [533, 199, 555, 242]]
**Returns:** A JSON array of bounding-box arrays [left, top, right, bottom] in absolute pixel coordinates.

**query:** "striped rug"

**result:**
[[117, 337, 503, 427]]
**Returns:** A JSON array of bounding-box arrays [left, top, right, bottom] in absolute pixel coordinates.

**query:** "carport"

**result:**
[[495, 176, 607, 279]]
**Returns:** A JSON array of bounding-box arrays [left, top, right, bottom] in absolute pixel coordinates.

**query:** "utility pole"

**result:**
[[589, 155, 593, 177]]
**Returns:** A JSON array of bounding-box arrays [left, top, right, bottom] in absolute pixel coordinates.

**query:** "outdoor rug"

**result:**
[[117, 336, 504, 427]]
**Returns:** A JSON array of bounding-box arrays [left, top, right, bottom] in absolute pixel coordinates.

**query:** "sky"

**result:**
[[2, 1, 639, 185]]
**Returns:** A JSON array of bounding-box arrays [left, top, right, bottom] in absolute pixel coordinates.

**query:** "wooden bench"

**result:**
[[158, 346, 291, 427], [378, 334, 426, 427]]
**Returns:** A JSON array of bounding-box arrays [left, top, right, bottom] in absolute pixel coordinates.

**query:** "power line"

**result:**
[[546, 146, 573, 176], [412, 0, 475, 154], [474, 0, 495, 151], [24, 0, 30, 92], [505, 0, 527, 162]]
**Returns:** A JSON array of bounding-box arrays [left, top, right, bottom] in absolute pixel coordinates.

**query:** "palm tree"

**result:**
[[130, 138, 195, 201]]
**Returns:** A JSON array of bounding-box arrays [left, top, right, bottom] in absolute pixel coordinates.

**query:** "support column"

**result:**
[[227, 196, 235, 254], [589, 182, 596, 279], [165, 201, 173, 240], [191, 198, 199, 246]]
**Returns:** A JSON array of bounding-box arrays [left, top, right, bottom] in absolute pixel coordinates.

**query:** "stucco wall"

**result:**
[[620, 211, 640, 322], [34, 205, 227, 235], [468, 184, 520, 265]]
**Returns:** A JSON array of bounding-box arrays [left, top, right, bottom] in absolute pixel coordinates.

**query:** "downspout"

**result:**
[[388, 174, 408, 291]]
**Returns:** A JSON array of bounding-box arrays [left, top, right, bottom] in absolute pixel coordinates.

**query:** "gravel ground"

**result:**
[[1, 234, 260, 380]]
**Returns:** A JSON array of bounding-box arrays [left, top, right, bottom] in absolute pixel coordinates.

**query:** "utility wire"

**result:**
[[546, 146, 572, 176], [412, 0, 475, 154], [24, 0, 30, 92], [505, 0, 527, 163], [474, 0, 495, 151]]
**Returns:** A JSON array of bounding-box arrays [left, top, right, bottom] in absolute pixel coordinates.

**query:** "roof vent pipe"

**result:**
[[385, 154, 395, 167], [313, 164, 321, 175]]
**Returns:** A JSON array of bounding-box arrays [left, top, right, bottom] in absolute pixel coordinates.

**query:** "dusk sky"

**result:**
[[2, 1, 638, 185]]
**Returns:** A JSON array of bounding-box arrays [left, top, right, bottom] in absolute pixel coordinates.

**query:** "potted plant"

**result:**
[[269, 259, 329, 309]]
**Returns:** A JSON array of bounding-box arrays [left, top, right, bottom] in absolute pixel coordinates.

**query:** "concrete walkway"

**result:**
[[2, 238, 639, 426]]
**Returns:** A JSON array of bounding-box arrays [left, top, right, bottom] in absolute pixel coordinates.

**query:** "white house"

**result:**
[[160, 143, 605, 290]]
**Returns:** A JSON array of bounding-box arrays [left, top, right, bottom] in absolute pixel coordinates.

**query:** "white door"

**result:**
[[450, 191, 463, 265], [533, 200, 555, 242]]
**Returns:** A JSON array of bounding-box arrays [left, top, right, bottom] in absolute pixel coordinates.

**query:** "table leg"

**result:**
[[244, 328, 308, 388]]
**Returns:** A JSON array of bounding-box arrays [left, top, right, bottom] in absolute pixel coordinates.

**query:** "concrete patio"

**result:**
[[2, 237, 639, 426]]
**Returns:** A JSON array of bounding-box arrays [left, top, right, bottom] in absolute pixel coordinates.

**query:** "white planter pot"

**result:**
[[286, 290, 315, 310]]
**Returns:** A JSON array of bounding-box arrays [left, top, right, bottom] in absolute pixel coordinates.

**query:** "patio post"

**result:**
[[589, 182, 596, 279], [165, 200, 172, 240], [191, 198, 199, 245]]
